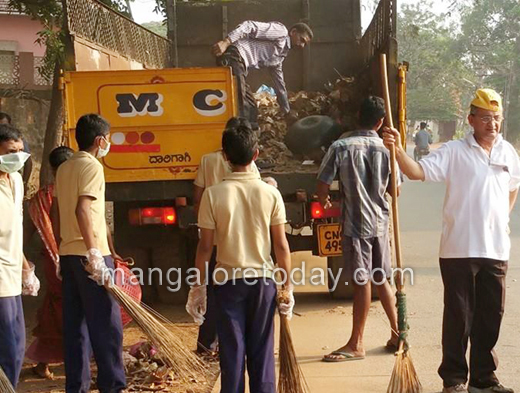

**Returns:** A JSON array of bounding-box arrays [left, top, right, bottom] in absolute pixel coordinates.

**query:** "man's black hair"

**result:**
[[420, 121, 427, 129], [225, 117, 251, 130], [359, 96, 386, 129], [222, 117, 258, 166], [49, 146, 74, 170], [290, 22, 314, 39], [0, 124, 22, 144], [0, 112, 11, 124], [75, 114, 110, 151]]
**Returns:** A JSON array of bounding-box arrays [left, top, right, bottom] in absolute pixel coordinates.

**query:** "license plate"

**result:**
[[317, 223, 342, 257]]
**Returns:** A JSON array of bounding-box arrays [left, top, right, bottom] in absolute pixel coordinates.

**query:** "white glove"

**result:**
[[278, 285, 295, 320], [22, 262, 40, 296], [186, 285, 207, 326], [85, 248, 110, 286]]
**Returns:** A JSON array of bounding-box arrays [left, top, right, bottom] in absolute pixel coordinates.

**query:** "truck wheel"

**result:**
[[327, 256, 354, 299]]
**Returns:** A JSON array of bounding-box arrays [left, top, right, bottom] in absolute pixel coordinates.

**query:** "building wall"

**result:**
[[0, 14, 45, 56]]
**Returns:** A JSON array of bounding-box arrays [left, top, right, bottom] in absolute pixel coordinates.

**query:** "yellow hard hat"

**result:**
[[471, 88, 503, 112]]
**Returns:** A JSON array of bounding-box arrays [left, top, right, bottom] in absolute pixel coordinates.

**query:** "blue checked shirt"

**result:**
[[227, 20, 291, 113], [317, 130, 391, 238]]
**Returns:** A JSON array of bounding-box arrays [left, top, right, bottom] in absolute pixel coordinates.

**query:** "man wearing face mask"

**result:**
[[54, 114, 126, 393], [0, 123, 40, 388], [0, 112, 33, 194]]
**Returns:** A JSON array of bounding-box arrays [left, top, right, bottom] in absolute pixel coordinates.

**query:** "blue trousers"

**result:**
[[0, 295, 25, 388], [215, 278, 276, 393], [61, 255, 126, 393], [197, 249, 218, 352]]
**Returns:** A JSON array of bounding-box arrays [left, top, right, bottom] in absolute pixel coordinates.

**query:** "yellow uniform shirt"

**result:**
[[55, 151, 110, 256], [193, 150, 259, 188], [0, 172, 24, 297], [198, 172, 286, 282]]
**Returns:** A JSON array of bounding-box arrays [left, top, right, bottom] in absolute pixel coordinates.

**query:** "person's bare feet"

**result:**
[[32, 363, 54, 379]]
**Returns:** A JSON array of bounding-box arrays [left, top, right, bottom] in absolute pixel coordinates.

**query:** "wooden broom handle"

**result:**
[[380, 54, 404, 280]]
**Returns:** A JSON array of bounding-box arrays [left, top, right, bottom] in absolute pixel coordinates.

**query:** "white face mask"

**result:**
[[96, 137, 111, 159], [0, 152, 31, 174]]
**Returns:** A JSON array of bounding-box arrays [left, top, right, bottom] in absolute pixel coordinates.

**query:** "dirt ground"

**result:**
[[17, 300, 219, 393]]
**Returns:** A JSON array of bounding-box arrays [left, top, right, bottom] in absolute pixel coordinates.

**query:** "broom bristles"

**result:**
[[0, 366, 16, 393], [387, 346, 422, 393], [106, 284, 208, 382], [278, 313, 310, 393]]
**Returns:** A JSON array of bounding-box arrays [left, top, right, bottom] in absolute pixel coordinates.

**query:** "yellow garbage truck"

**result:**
[[61, 0, 402, 303]]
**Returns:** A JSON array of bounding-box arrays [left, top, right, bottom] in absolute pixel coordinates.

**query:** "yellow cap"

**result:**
[[471, 88, 503, 112]]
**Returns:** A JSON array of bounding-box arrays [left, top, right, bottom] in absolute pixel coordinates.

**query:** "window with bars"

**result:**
[[0, 50, 19, 85]]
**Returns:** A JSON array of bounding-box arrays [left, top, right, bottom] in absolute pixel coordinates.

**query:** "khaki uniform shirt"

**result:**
[[194, 150, 259, 188], [198, 172, 286, 283], [55, 151, 110, 256]]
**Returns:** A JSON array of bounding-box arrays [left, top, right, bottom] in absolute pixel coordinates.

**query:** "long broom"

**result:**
[[380, 53, 422, 393], [277, 286, 310, 393], [0, 366, 15, 393], [92, 266, 208, 383]]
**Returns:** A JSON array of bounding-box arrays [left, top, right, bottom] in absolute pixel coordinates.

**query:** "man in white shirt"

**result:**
[[0, 123, 39, 388], [383, 89, 520, 393]]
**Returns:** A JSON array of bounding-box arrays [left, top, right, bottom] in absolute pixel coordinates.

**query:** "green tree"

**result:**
[[458, 0, 520, 141], [8, 0, 135, 185], [398, 1, 475, 123], [142, 21, 167, 37]]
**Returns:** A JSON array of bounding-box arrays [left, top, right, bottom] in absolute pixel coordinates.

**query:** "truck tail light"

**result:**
[[310, 202, 341, 219], [129, 207, 176, 226]]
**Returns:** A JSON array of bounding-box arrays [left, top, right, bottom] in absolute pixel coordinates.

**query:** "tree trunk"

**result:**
[[39, 63, 65, 186], [39, 0, 76, 186]]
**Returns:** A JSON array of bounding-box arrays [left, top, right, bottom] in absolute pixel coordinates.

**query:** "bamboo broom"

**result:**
[[96, 269, 208, 383], [380, 53, 422, 393], [277, 286, 310, 393], [0, 366, 15, 393]]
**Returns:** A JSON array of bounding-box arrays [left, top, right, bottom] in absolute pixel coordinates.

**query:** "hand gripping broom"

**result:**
[[380, 53, 422, 393]]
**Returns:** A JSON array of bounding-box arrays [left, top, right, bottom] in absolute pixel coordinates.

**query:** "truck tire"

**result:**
[[285, 115, 335, 155]]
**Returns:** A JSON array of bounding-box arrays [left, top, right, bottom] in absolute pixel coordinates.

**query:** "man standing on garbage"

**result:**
[[212, 20, 313, 129]]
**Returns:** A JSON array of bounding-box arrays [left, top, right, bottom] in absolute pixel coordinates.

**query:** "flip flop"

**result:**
[[322, 351, 365, 363]]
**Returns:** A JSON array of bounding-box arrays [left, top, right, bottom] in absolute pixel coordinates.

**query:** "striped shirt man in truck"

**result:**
[[212, 20, 314, 129]]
